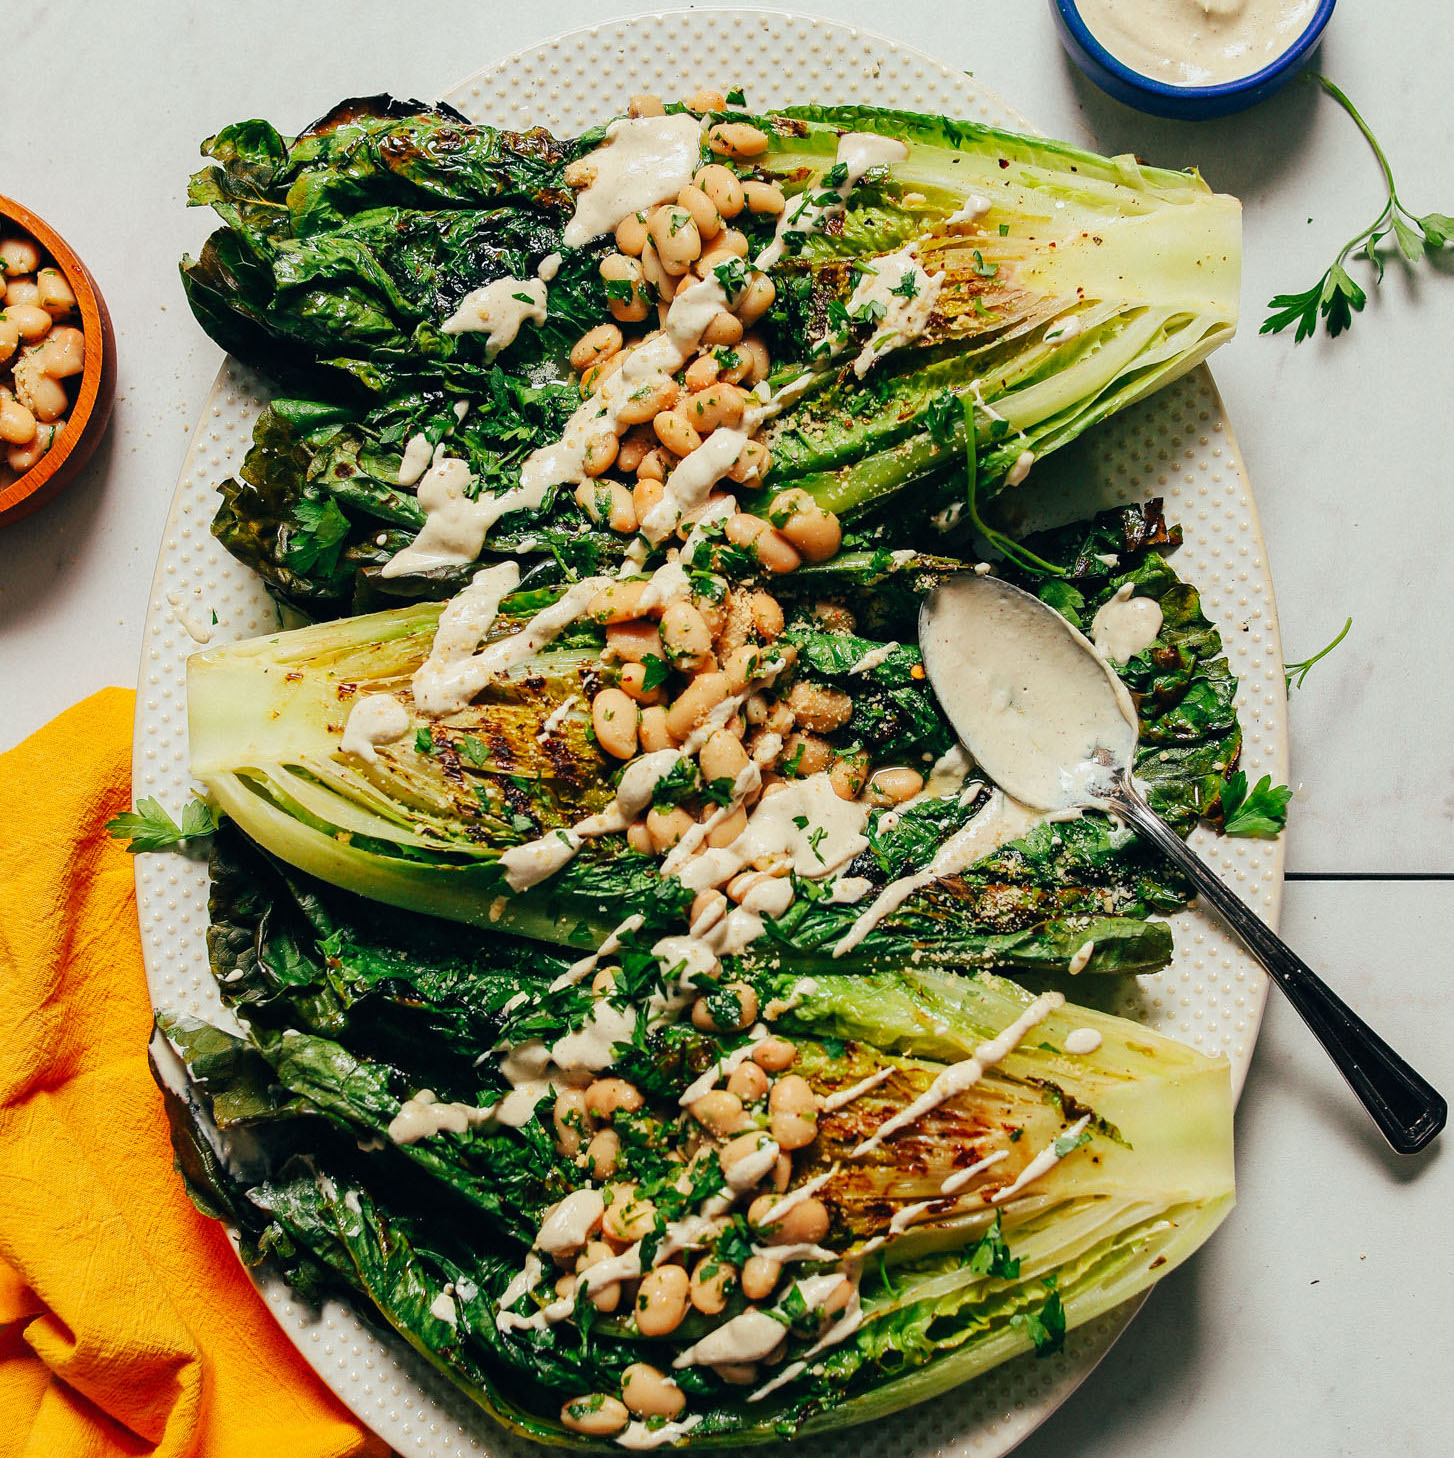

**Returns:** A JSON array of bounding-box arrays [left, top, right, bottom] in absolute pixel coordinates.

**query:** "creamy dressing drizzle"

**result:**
[[340, 693, 410, 762], [760, 977, 818, 1020], [517, 276, 739, 517], [380, 458, 494, 578], [920, 576, 1139, 812], [1076, 0, 1319, 87], [491, 997, 637, 1130], [939, 1147, 1010, 1195], [751, 1241, 840, 1265], [1068, 939, 1097, 975], [888, 1198, 943, 1235], [756, 1164, 840, 1225], [832, 789, 1040, 957], [852, 992, 1065, 1157], [616, 1416, 702, 1450], [498, 1252, 544, 1313], [847, 641, 898, 675], [757, 133, 909, 271], [504, 649, 788, 895], [534, 1188, 605, 1255], [944, 195, 991, 227], [1043, 314, 1084, 343], [552, 913, 647, 991], [678, 1026, 768, 1106], [515, 131, 914, 555], [819, 1067, 894, 1114], [990, 1114, 1092, 1204], [746, 1286, 865, 1404], [441, 275, 548, 357], [1064, 1026, 1104, 1055], [388, 1089, 491, 1144], [396, 431, 433, 486], [536, 694, 582, 743], [1005, 449, 1036, 487], [426, 574, 609, 720], [498, 1138, 785, 1337], [1091, 582, 1164, 664], [827, 875, 874, 904], [845, 245, 944, 378], [879, 742, 974, 826], [411, 562, 520, 714], [563, 113, 704, 248], [674, 772, 871, 897], [672, 1274, 847, 1369], [166, 587, 215, 644]]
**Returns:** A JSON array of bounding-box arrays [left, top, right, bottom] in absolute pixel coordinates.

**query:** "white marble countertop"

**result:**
[[2, 2, 1449, 1454]]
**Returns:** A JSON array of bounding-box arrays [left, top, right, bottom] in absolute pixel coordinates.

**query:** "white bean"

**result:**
[[621, 1363, 686, 1420], [635, 1264, 690, 1336], [592, 688, 640, 760], [560, 1395, 629, 1437]]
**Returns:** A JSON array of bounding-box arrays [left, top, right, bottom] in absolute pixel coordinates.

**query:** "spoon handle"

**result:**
[[1108, 784, 1446, 1155]]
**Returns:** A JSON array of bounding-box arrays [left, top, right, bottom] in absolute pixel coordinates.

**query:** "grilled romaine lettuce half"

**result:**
[[747, 104, 1239, 526], [181, 97, 1238, 616], [158, 837, 1234, 1445], [187, 507, 1243, 978]]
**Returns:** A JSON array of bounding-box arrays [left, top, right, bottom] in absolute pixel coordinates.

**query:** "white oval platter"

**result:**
[[133, 9, 1287, 1457]]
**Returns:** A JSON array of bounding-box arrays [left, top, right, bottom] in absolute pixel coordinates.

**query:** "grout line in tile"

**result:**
[[1285, 872, 1454, 882]]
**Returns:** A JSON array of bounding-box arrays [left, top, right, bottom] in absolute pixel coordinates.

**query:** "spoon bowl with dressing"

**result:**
[[920, 572, 1445, 1155]]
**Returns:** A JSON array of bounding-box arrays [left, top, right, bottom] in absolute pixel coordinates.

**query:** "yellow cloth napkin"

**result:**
[[0, 688, 388, 1458]]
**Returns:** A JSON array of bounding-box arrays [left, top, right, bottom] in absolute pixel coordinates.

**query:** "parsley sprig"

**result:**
[[1219, 772, 1292, 839], [106, 797, 218, 853], [1263, 75, 1453, 342], [1284, 617, 1351, 691], [285, 494, 350, 576]]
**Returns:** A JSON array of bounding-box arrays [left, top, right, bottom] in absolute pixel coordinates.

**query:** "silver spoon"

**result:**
[[919, 571, 1445, 1156]]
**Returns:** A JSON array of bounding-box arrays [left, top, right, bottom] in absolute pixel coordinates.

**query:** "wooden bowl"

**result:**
[[0, 193, 117, 526]]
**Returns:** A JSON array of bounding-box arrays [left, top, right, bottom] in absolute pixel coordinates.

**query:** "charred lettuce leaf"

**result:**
[[184, 96, 594, 392], [1004, 501, 1243, 833]]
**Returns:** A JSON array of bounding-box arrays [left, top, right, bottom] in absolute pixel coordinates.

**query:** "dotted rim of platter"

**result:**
[[133, 11, 1287, 1458]]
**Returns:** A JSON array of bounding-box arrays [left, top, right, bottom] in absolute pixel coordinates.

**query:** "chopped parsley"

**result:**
[[1053, 1128, 1092, 1159], [1011, 1277, 1067, 1356], [714, 258, 749, 298], [967, 1212, 1020, 1279], [639, 654, 671, 692]]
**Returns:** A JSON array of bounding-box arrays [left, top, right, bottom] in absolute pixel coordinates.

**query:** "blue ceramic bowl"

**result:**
[[1050, 0, 1337, 118]]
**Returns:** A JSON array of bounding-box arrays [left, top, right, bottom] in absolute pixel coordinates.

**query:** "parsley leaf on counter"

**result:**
[[1285, 617, 1352, 691], [1219, 772, 1292, 838], [106, 796, 218, 853], [1263, 75, 1452, 342]]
